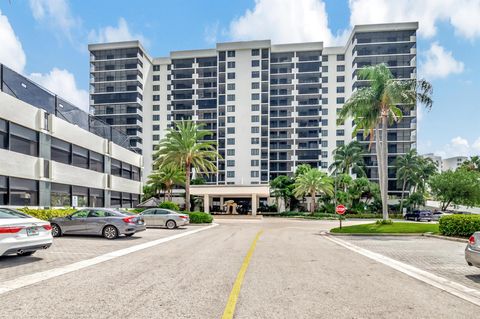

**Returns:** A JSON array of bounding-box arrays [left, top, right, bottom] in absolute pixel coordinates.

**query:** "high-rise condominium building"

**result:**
[[89, 22, 418, 197]]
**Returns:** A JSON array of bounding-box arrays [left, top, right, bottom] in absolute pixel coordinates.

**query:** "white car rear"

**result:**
[[0, 208, 53, 257]]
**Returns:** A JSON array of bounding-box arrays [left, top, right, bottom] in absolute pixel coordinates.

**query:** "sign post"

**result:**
[[336, 204, 346, 229]]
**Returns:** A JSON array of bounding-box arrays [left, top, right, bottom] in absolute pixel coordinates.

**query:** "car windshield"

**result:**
[[0, 208, 30, 219]]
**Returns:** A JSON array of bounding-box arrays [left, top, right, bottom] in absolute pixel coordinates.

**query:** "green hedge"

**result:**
[[183, 211, 213, 224], [158, 201, 180, 211], [18, 208, 75, 221], [276, 211, 403, 219], [439, 214, 480, 237]]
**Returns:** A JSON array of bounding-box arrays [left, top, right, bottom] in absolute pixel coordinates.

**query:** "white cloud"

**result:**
[[228, 0, 345, 45], [204, 21, 220, 44], [435, 136, 480, 158], [349, 0, 480, 40], [29, 68, 89, 112], [0, 10, 27, 73], [29, 0, 81, 41], [88, 17, 148, 45], [421, 42, 464, 79]]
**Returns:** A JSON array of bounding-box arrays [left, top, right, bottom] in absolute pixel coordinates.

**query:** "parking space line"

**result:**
[[0, 223, 218, 296], [323, 234, 480, 307], [222, 230, 263, 319]]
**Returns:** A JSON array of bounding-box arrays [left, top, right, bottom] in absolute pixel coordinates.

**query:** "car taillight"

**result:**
[[179, 215, 187, 219], [469, 236, 476, 245], [123, 216, 135, 224], [0, 226, 23, 233], [43, 224, 52, 231]]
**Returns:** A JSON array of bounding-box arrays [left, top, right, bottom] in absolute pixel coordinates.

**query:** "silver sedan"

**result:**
[[139, 208, 189, 229], [50, 208, 146, 239], [466, 232, 480, 268]]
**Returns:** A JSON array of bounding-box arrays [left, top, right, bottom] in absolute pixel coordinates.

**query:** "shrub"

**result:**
[[184, 211, 213, 224], [439, 214, 480, 237], [18, 208, 75, 221], [158, 201, 180, 211], [376, 219, 393, 225]]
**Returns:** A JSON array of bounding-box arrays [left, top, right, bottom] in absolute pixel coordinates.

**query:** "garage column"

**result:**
[[251, 193, 257, 216], [204, 194, 210, 213]]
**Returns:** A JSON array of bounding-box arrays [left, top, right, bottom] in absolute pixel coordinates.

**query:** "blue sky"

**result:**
[[0, 0, 479, 158]]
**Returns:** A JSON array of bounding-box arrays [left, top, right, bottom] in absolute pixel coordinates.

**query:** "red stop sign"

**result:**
[[336, 204, 346, 215]]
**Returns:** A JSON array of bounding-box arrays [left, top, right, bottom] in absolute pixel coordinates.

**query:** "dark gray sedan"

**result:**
[[50, 208, 146, 239]]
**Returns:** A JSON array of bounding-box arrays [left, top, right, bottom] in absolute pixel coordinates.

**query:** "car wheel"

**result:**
[[51, 223, 62, 237], [166, 220, 177, 229], [17, 251, 35, 256], [103, 225, 118, 240]]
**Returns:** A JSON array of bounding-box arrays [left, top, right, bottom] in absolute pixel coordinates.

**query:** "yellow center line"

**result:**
[[221, 229, 264, 319]]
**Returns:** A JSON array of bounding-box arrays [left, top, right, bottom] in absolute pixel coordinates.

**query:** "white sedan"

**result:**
[[0, 208, 53, 257]]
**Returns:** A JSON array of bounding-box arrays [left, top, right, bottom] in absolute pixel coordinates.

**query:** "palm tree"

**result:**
[[329, 141, 366, 177], [339, 64, 432, 220], [148, 164, 185, 201], [293, 168, 334, 214], [154, 121, 219, 211], [462, 156, 480, 172], [395, 149, 419, 214]]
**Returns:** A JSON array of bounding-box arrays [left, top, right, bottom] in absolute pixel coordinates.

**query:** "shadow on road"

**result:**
[[0, 256, 43, 269], [465, 274, 480, 283]]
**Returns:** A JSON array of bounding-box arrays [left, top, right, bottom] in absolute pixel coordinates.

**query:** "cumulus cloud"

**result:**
[[0, 10, 26, 73], [29, 68, 89, 112], [228, 0, 345, 45], [29, 0, 81, 41], [435, 136, 480, 158], [421, 42, 464, 79], [349, 0, 480, 40], [88, 17, 148, 45]]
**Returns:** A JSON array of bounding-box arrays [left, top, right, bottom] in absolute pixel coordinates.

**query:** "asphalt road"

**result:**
[[1, 218, 479, 318]]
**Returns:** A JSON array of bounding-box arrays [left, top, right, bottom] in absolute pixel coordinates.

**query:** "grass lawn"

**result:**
[[330, 222, 439, 234]]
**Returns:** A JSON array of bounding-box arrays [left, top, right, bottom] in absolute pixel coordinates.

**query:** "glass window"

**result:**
[[251, 82, 260, 89], [153, 115, 160, 121], [251, 160, 259, 166], [227, 138, 235, 145], [251, 127, 259, 133], [337, 54, 345, 61], [251, 171, 259, 178], [89, 151, 104, 173], [227, 62, 235, 68], [251, 60, 260, 67], [153, 105, 160, 111], [251, 149, 259, 155], [227, 171, 235, 178], [9, 177, 38, 206], [89, 188, 104, 207], [251, 105, 260, 111], [227, 149, 235, 156], [227, 50, 235, 57], [227, 127, 235, 134], [122, 163, 132, 179], [336, 129, 345, 136], [227, 94, 235, 101], [252, 49, 260, 56], [227, 83, 235, 90], [0, 176, 7, 205], [251, 115, 259, 122], [252, 71, 260, 78], [72, 145, 89, 169], [227, 105, 235, 112], [227, 116, 235, 123], [72, 186, 88, 207], [153, 125, 160, 130], [51, 183, 71, 207], [336, 76, 345, 82], [122, 192, 132, 208], [9, 123, 38, 157], [337, 86, 345, 93], [51, 137, 71, 165], [227, 160, 235, 167], [111, 159, 122, 177], [132, 166, 141, 181], [153, 75, 160, 81], [111, 191, 121, 208], [251, 93, 260, 100], [0, 119, 7, 150], [227, 72, 235, 79], [337, 65, 345, 72], [336, 97, 345, 104]]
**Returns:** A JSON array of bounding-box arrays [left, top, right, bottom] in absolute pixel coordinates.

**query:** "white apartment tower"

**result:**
[[89, 22, 418, 196]]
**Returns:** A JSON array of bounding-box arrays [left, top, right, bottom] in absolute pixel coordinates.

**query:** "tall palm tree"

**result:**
[[329, 141, 366, 177], [154, 121, 219, 211], [339, 64, 432, 220], [293, 168, 334, 214], [395, 149, 419, 214], [148, 164, 185, 201]]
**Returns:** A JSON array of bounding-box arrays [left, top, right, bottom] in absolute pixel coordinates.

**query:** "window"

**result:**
[[322, 66, 328, 72], [153, 75, 160, 81], [111, 191, 121, 208], [227, 149, 235, 156], [337, 65, 345, 72], [111, 159, 121, 177], [227, 160, 235, 167], [322, 98, 328, 104], [122, 163, 132, 179], [227, 127, 235, 134], [251, 127, 259, 133], [252, 71, 260, 78], [227, 116, 235, 123], [153, 95, 160, 101], [322, 130, 328, 137], [251, 171, 259, 178], [9, 177, 38, 206], [227, 50, 235, 57], [153, 135, 160, 141], [153, 65, 160, 71], [0, 176, 7, 205], [322, 109, 328, 115], [227, 94, 235, 101], [0, 119, 7, 150], [72, 145, 88, 169], [251, 60, 260, 67], [322, 88, 328, 94], [251, 138, 259, 144], [251, 149, 259, 155], [321, 119, 328, 126], [337, 86, 345, 93], [251, 93, 260, 100], [227, 61, 236, 68], [336, 76, 345, 82], [251, 115, 259, 122], [89, 188, 104, 207], [89, 151, 104, 173], [227, 138, 235, 145], [51, 138, 70, 165], [227, 83, 235, 90], [321, 141, 328, 147], [9, 123, 38, 157], [336, 129, 345, 136], [153, 115, 160, 121], [322, 162, 328, 169], [227, 72, 235, 79], [153, 125, 160, 130], [336, 97, 345, 104], [336, 140, 345, 147], [251, 104, 260, 111], [227, 171, 235, 178], [322, 151, 328, 158], [227, 105, 235, 112], [252, 49, 260, 56], [132, 166, 141, 181], [336, 54, 345, 61], [153, 85, 160, 91], [153, 105, 160, 111], [51, 183, 70, 207], [251, 160, 259, 166], [251, 82, 260, 89]]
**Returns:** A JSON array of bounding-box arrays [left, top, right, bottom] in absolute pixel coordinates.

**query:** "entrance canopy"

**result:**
[[190, 185, 270, 215]]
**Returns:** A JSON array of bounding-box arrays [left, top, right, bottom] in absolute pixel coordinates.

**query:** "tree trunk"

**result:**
[[310, 191, 316, 214], [399, 178, 407, 215], [380, 114, 389, 220], [374, 125, 385, 217], [185, 163, 191, 212]]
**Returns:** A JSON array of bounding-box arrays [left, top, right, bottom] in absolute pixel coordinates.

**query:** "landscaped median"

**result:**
[[330, 222, 439, 234]]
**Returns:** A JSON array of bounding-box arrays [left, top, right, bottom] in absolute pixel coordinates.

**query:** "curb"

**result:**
[[328, 232, 423, 237], [422, 233, 468, 243]]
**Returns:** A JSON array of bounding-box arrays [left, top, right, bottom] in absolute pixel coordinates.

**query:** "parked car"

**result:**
[[465, 232, 480, 268], [404, 210, 433, 222], [139, 208, 189, 229], [50, 208, 146, 239], [431, 211, 444, 221], [0, 207, 53, 256]]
